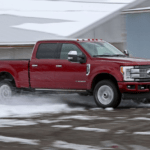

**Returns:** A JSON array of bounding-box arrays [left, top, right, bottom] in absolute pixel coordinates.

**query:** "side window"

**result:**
[[36, 43, 58, 59], [60, 43, 82, 60]]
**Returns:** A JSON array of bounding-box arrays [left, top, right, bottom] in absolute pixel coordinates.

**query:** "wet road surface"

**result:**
[[0, 93, 150, 150]]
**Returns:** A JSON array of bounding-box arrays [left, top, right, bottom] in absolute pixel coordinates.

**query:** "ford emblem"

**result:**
[[147, 70, 150, 75]]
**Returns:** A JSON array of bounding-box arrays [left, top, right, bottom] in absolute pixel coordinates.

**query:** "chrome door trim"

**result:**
[[86, 64, 90, 76], [32, 64, 38, 67], [56, 65, 62, 68]]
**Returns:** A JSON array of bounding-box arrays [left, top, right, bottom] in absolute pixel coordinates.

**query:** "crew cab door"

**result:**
[[30, 42, 59, 88], [54, 42, 88, 89]]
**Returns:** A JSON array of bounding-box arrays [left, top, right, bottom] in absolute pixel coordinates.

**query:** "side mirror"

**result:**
[[68, 51, 78, 62], [68, 51, 86, 64], [124, 50, 129, 56], [78, 55, 86, 64]]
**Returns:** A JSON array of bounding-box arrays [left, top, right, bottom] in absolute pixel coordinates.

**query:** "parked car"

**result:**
[[1, 39, 150, 108]]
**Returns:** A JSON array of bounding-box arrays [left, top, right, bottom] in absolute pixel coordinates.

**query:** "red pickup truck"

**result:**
[[1, 39, 150, 108]]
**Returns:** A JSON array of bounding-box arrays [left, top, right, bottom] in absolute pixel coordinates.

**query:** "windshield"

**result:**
[[79, 42, 125, 57]]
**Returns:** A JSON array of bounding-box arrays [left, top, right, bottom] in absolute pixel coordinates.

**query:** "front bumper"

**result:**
[[118, 82, 150, 93]]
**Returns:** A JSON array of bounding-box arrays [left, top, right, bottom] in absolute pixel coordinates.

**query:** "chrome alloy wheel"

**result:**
[[0, 84, 12, 99], [97, 85, 114, 105]]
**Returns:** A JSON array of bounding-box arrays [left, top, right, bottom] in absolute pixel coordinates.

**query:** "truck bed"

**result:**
[[0, 59, 30, 88]]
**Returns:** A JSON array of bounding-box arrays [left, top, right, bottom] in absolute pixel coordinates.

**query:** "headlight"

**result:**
[[121, 66, 150, 82], [120, 66, 134, 81]]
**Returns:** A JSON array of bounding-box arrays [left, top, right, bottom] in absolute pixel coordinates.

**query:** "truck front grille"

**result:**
[[132, 66, 150, 82]]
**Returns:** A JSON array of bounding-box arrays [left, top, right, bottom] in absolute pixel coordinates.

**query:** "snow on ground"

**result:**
[[51, 125, 72, 128], [133, 132, 150, 135], [0, 119, 36, 127], [129, 145, 150, 150], [0, 103, 83, 118], [0, 119, 69, 128], [115, 117, 126, 119], [115, 130, 125, 134], [0, 0, 135, 36], [73, 127, 109, 132], [0, 94, 85, 118], [129, 117, 150, 121], [53, 140, 101, 150], [58, 115, 111, 120], [1, 93, 150, 119], [105, 108, 114, 111], [37, 119, 67, 124], [90, 108, 102, 111], [0, 136, 39, 145], [1, 96, 150, 149]]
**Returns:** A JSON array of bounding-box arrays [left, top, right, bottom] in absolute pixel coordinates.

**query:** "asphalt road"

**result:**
[[0, 93, 150, 150]]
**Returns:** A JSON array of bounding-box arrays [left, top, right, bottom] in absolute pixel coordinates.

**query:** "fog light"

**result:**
[[127, 85, 135, 89], [138, 85, 147, 90]]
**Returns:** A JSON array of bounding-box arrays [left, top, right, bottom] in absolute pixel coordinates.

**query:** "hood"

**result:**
[[93, 57, 150, 66]]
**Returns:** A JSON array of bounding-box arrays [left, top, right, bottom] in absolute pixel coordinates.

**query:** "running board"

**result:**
[[35, 89, 86, 92]]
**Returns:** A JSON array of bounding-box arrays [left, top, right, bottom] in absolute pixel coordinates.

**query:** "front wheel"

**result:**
[[0, 80, 14, 101], [93, 80, 121, 108]]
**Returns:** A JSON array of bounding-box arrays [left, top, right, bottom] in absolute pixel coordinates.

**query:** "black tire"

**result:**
[[0, 80, 15, 101], [93, 80, 121, 108]]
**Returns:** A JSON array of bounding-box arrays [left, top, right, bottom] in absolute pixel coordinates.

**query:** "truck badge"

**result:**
[[147, 69, 150, 75]]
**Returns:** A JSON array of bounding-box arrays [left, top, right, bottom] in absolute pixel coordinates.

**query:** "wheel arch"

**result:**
[[0, 71, 16, 87], [91, 73, 119, 92]]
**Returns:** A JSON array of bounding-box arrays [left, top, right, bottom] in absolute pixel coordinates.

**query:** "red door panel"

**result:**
[[30, 59, 57, 88], [54, 59, 87, 89]]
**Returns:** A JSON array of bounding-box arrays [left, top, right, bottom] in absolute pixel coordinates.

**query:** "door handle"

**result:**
[[56, 65, 62, 68], [32, 64, 38, 67]]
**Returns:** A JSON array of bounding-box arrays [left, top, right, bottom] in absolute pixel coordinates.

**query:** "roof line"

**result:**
[[61, 1, 133, 4], [123, 7, 150, 14], [54, 0, 134, 4], [68, 0, 146, 38], [0, 42, 36, 45], [0, 39, 77, 45]]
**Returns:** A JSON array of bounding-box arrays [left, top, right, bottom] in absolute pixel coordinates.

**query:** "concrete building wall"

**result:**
[[131, 0, 150, 9], [1, 1, 150, 58], [79, 14, 124, 43], [72, 0, 150, 52], [76, 14, 125, 51], [126, 12, 150, 59], [0, 45, 34, 59]]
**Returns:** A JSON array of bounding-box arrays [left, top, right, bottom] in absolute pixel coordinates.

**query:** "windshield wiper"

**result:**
[[93, 54, 127, 57], [93, 55, 114, 57], [112, 54, 127, 57]]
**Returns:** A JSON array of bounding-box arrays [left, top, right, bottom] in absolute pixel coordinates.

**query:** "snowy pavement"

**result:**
[[0, 93, 150, 149]]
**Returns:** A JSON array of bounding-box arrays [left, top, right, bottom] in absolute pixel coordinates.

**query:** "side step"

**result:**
[[35, 89, 87, 94]]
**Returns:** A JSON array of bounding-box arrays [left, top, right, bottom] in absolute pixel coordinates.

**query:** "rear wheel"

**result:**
[[0, 80, 14, 101], [93, 80, 121, 108]]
